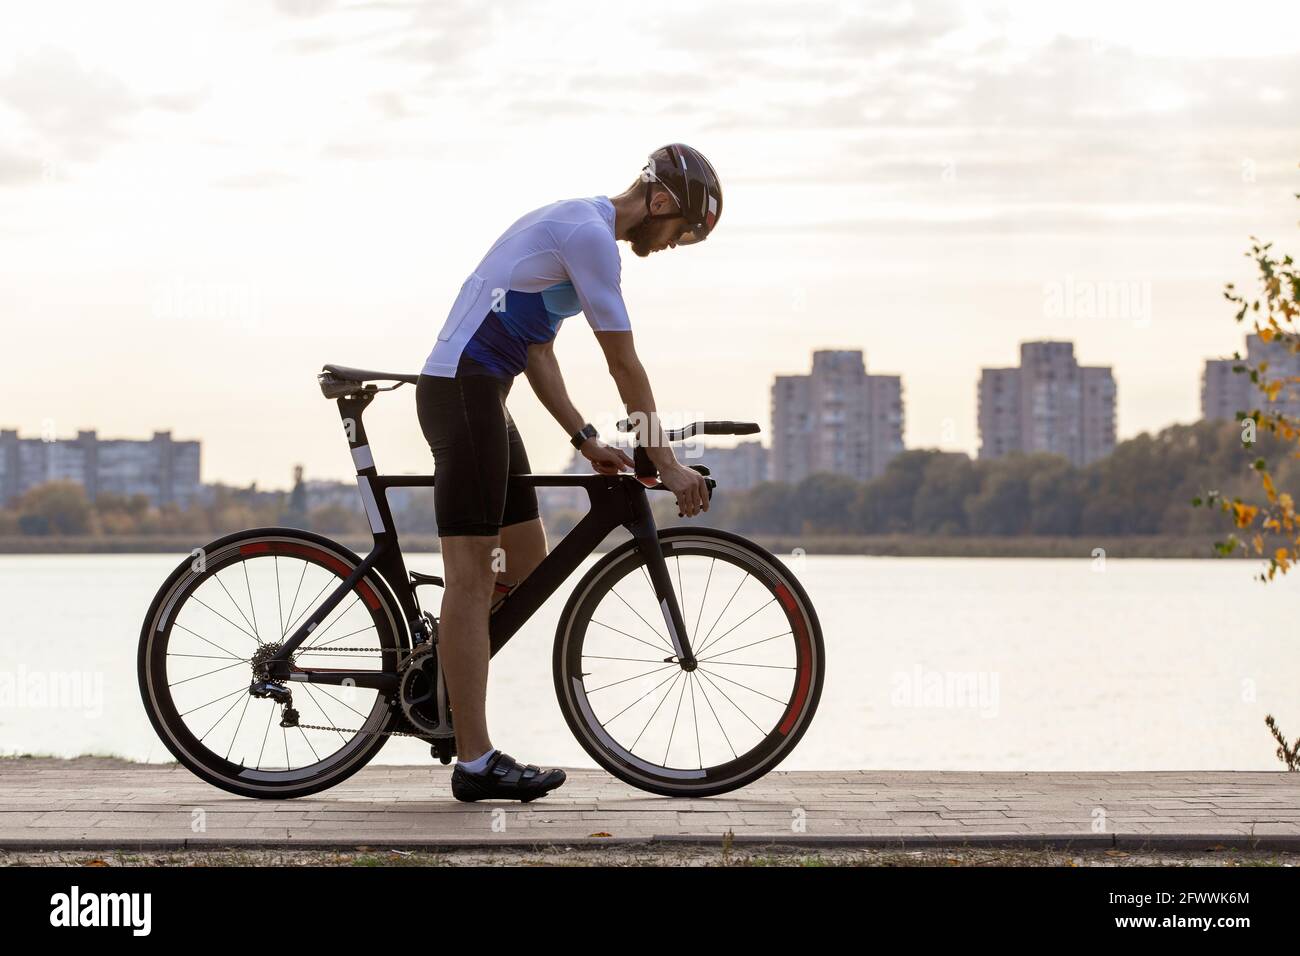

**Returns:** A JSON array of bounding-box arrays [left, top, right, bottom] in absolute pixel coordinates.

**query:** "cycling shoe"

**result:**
[[450, 750, 567, 803]]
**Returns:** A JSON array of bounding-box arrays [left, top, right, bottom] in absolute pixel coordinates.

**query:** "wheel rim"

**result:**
[[143, 536, 399, 787], [561, 536, 818, 790]]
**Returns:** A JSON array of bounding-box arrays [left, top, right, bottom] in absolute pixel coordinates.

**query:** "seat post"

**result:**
[[335, 389, 392, 538]]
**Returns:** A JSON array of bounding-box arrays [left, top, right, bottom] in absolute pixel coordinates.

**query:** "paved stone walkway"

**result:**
[[2, 758, 1297, 850]]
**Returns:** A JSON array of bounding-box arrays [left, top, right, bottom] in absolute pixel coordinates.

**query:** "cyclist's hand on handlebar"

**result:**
[[660, 461, 710, 517], [582, 440, 634, 476]]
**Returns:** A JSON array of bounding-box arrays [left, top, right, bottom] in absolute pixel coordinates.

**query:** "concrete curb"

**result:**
[[4, 833, 1299, 853]]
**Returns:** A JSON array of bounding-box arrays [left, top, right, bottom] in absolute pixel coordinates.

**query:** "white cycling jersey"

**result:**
[[422, 196, 631, 378]]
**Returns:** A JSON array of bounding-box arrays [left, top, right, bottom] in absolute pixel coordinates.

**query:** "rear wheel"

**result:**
[[138, 528, 406, 799], [554, 528, 823, 797]]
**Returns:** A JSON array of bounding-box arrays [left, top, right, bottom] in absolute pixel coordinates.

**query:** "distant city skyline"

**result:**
[[6, 331, 1289, 499], [3, 1, 1297, 485], [978, 341, 1117, 466], [1202, 333, 1300, 423]]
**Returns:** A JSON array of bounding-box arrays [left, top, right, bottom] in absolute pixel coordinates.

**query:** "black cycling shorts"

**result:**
[[415, 373, 540, 537]]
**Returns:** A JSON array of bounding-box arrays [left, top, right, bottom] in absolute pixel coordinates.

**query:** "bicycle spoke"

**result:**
[[179, 684, 251, 719], [297, 725, 322, 763], [662, 667, 691, 765], [602, 667, 685, 728], [694, 668, 770, 737], [282, 574, 334, 641], [298, 683, 350, 743], [693, 557, 715, 642], [213, 570, 259, 640], [306, 681, 374, 723], [585, 661, 679, 696], [197, 690, 248, 743], [274, 556, 284, 637], [701, 659, 795, 670], [698, 631, 793, 663], [243, 560, 260, 641], [630, 670, 685, 753], [224, 692, 253, 762], [302, 595, 362, 650], [588, 618, 676, 656], [170, 622, 249, 661], [609, 586, 674, 652], [168, 658, 248, 688], [697, 571, 748, 651], [281, 560, 309, 639], [695, 596, 777, 659], [256, 706, 274, 770], [692, 670, 739, 761], [689, 675, 703, 769], [696, 666, 789, 709], [188, 594, 259, 643]]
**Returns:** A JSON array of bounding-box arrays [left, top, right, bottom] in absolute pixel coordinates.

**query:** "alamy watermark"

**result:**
[[890, 665, 1000, 718], [1044, 275, 1152, 328], [0, 666, 103, 719]]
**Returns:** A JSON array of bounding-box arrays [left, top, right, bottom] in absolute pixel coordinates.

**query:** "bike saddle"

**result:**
[[321, 364, 419, 386]]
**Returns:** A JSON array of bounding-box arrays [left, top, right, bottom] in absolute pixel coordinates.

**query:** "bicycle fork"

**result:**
[[624, 485, 698, 671]]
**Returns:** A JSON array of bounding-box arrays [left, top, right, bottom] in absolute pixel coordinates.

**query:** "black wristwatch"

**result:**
[[570, 423, 598, 449]]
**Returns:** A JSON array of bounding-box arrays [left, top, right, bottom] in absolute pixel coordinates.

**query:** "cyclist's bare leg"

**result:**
[[438, 534, 499, 762], [493, 517, 547, 606]]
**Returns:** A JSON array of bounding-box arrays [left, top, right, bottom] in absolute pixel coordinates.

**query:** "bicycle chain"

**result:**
[[282, 644, 433, 739], [293, 720, 426, 738]]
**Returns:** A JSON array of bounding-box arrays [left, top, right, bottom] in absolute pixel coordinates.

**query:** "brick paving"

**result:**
[[2, 758, 1297, 850]]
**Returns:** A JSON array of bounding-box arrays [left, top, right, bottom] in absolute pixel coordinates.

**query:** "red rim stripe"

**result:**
[[774, 582, 811, 736], [238, 542, 381, 610]]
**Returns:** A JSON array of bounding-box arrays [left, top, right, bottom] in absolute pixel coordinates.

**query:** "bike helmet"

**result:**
[[641, 143, 722, 244]]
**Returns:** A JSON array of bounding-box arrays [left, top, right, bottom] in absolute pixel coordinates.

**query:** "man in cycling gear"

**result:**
[[417, 144, 721, 802]]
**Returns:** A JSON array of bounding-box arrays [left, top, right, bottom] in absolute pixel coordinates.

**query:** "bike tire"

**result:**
[[138, 527, 407, 799], [553, 527, 824, 797]]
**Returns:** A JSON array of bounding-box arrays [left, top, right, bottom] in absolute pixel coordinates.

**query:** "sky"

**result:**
[[2, 0, 1298, 486]]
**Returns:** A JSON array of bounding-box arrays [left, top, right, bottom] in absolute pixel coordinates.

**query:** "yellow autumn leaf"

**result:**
[[1262, 471, 1277, 502], [1233, 502, 1259, 528], [1260, 327, 1275, 342]]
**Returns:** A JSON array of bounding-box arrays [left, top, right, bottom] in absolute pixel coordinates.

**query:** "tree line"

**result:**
[[3, 419, 1289, 540], [658, 419, 1296, 538]]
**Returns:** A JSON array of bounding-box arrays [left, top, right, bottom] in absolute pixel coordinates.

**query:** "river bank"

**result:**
[[0, 533, 1237, 559]]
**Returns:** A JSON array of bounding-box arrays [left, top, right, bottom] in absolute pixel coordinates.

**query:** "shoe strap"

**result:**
[[487, 752, 544, 786]]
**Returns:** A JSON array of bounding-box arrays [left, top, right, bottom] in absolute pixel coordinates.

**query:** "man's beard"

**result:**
[[627, 218, 657, 258]]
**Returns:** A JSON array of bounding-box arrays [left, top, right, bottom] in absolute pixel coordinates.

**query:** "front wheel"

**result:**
[[554, 528, 824, 797]]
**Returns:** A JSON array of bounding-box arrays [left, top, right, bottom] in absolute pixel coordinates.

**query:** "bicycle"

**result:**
[[138, 364, 825, 799]]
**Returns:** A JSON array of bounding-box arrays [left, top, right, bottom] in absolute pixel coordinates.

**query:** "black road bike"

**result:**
[[138, 365, 825, 798]]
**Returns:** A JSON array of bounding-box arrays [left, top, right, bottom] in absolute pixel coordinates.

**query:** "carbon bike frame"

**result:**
[[263, 385, 702, 693]]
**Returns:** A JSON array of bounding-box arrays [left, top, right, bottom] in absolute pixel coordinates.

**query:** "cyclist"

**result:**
[[416, 144, 722, 802]]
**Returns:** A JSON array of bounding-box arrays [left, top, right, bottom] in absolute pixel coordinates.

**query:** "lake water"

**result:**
[[1, 552, 1297, 771]]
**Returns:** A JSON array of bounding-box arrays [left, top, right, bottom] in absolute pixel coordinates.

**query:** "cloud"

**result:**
[[213, 170, 300, 189], [0, 146, 45, 185], [272, 0, 338, 16], [0, 47, 138, 160]]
